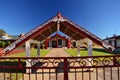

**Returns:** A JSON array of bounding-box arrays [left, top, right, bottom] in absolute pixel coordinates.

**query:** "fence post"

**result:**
[[64, 58, 68, 80], [113, 56, 117, 66]]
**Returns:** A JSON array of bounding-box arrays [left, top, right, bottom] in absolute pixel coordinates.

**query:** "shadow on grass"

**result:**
[[0, 61, 46, 73], [93, 48, 109, 53], [112, 51, 120, 54], [0, 61, 26, 73], [0, 61, 70, 73], [93, 48, 120, 54]]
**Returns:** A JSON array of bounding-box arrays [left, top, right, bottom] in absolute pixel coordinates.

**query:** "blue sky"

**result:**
[[0, 0, 120, 39]]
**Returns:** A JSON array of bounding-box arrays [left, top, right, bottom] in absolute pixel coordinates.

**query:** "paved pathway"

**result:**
[[45, 48, 71, 57]]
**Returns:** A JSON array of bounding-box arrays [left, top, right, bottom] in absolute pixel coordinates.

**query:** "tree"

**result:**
[[5, 41, 11, 46], [0, 41, 5, 48], [0, 29, 6, 38]]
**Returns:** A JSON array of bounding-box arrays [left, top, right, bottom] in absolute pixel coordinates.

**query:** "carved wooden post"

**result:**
[[77, 45, 80, 57], [37, 43, 40, 57], [25, 40, 31, 73], [76, 40, 81, 57], [87, 39, 93, 71], [88, 39, 92, 56]]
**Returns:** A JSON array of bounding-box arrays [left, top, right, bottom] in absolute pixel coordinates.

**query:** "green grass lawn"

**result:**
[[7, 48, 50, 57], [65, 48, 119, 57]]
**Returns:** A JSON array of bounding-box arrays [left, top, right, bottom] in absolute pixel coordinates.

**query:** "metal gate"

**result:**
[[0, 55, 120, 80]]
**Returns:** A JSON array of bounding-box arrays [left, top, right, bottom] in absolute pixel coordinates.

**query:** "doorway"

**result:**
[[52, 41, 57, 48]]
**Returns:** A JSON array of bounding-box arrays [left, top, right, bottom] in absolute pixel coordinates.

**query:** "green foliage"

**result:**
[[5, 41, 11, 46], [0, 41, 11, 48], [0, 41, 6, 48], [0, 29, 6, 37]]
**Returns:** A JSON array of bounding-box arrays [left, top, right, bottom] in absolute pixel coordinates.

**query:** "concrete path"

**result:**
[[45, 48, 71, 57]]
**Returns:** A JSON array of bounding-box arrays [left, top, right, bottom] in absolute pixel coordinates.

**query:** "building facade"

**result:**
[[2, 12, 114, 54], [45, 34, 71, 48], [104, 35, 120, 48], [44, 33, 89, 49]]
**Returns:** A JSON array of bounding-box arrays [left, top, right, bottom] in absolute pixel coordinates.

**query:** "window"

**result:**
[[58, 39, 62, 45], [117, 39, 120, 47], [108, 40, 112, 45]]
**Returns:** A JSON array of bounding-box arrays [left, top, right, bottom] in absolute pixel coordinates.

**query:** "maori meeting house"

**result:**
[[0, 12, 114, 56]]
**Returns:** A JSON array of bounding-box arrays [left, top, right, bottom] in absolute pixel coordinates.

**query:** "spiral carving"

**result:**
[[68, 59, 76, 67], [92, 59, 99, 66], [41, 59, 51, 67], [52, 59, 63, 67], [31, 59, 40, 65], [0, 55, 119, 69], [116, 57, 120, 65], [79, 59, 87, 66], [102, 58, 111, 66]]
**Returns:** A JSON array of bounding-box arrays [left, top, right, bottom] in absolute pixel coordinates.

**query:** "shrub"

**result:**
[[0, 41, 5, 48]]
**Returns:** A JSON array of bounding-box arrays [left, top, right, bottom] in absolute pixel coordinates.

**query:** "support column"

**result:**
[[25, 40, 31, 57], [67, 39, 71, 48], [114, 39, 117, 48], [25, 40, 31, 73], [49, 40, 52, 48], [37, 43, 40, 57], [56, 34, 58, 48], [87, 39, 92, 56], [45, 39, 49, 49], [77, 45, 80, 57], [87, 39, 93, 71], [77, 40, 80, 57]]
